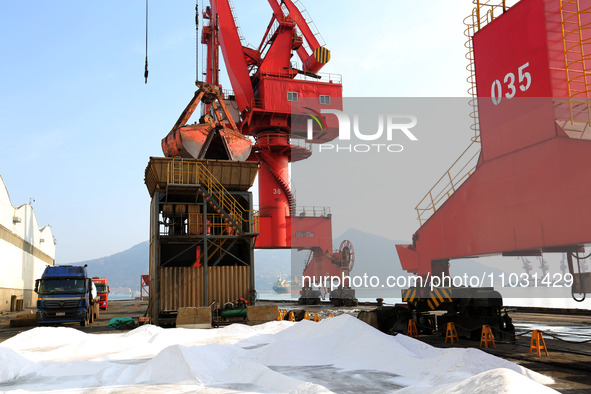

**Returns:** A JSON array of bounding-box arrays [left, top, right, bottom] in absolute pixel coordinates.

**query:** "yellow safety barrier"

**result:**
[[277, 310, 284, 321], [407, 319, 419, 338], [288, 311, 295, 322], [304, 311, 310, 320], [529, 330, 549, 357], [480, 325, 496, 348], [445, 322, 459, 344]]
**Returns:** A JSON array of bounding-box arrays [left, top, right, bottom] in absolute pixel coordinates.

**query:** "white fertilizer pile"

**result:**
[[0, 315, 556, 393]]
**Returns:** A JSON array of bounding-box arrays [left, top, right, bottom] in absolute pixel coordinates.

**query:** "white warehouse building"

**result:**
[[0, 174, 55, 312]]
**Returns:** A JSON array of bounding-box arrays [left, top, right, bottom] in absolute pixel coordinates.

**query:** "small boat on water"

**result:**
[[272, 276, 300, 294]]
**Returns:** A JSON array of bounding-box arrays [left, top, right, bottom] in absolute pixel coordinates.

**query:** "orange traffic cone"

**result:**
[[480, 325, 496, 348], [445, 322, 459, 344], [407, 319, 418, 338], [529, 330, 549, 357], [304, 311, 310, 320], [277, 310, 284, 321], [313, 313, 320, 322], [288, 311, 295, 322]]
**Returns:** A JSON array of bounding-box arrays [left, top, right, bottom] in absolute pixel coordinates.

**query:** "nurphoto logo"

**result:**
[[307, 109, 419, 153]]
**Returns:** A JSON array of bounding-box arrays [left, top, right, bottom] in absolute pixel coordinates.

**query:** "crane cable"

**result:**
[[144, 0, 149, 84], [572, 250, 591, 260], [570, 251, 587, 302], [195, 0, 199, 85]]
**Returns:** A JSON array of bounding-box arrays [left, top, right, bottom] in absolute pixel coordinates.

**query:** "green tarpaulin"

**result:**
[[107, 317, 136, 329]]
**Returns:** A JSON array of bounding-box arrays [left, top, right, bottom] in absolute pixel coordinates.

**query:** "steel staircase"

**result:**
[[167, 160, 252, 235], [258, 152, 296, 216]]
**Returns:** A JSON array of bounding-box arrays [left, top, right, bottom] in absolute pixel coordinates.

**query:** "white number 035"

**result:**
[[491, 62, 531, 105]]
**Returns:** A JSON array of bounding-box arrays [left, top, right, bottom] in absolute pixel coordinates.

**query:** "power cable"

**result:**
[[570, 251, 587, 302]]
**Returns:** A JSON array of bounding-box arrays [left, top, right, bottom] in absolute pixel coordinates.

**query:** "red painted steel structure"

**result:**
[[198, 0, 349, 284], [140, 275, 149, 301], [396, 0, 591, 279]]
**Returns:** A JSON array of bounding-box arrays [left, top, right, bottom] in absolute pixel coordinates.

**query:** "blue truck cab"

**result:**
[[35, 265, 99, 326]]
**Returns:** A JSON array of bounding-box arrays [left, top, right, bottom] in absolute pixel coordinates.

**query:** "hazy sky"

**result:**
[[0, 1, 481, 263]]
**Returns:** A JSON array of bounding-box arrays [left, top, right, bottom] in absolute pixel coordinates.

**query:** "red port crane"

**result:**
[[163, 0, 356, 305], [361, 0, 591, 341], [396, 0, 591, 301]]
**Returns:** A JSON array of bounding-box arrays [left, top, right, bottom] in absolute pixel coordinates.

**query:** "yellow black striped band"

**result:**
[[314, 47, 331, 64]]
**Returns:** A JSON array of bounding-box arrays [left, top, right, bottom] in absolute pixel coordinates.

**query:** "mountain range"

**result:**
[[73, 228, 518, 297], [73, 242, 149, 294]]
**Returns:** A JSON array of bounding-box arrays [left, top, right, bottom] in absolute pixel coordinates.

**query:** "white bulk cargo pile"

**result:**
[[0, 315, 556, 393]]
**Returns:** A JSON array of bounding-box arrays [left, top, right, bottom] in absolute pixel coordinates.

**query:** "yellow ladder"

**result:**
[[415, 1, 514, 226], [464, 1, 511, 141], [170, 160, 184, 184], [560, 0, 591, 123]]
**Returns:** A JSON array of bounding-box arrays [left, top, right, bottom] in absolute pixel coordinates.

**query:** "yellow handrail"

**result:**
[[167, 160, 256, 233], [415, 139, 481, 226]]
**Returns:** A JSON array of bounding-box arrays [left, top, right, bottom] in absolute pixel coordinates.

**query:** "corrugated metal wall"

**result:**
[[159, 266, 250, 311], [207, 265, 251, 306]]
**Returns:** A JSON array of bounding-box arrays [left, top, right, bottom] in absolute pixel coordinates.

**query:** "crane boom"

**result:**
[[202, 2, 255, 112], [278, 0, 329, 74]]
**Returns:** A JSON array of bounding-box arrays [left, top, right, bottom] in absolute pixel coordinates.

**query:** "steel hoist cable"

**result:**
[[144, 0, 149, 84], [195, 0, 199, 84]]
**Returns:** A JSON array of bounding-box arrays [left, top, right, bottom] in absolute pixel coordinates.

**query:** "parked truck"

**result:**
[[35, 265, 100, 326], [92, 277, 110, 310]]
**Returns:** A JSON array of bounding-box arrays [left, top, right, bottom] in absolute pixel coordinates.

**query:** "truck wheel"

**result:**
[[80, 312, 89, 327]]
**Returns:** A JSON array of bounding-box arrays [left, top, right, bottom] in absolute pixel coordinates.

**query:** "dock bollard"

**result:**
[[445, 322, 459, 344], [529, 330, 549, 357], [480, 325, 496, 348], [407, 319, 418, 338]]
